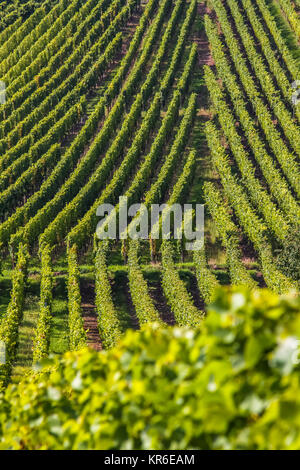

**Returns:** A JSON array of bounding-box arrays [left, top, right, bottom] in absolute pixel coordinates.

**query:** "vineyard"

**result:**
[[0, 0, 299, 450]]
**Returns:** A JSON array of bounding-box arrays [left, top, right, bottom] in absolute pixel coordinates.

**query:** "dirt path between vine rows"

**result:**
[[80, 279, 102, 351]]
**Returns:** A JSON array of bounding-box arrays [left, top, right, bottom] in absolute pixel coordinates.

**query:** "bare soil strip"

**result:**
[[80, 278, 102, 351]]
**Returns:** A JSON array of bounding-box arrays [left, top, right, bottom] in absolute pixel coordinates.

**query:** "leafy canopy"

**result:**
[[0, 286, 299, 450]]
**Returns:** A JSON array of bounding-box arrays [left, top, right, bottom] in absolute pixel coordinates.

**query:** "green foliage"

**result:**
[[161, 241, 203, 327], [1, 0, 146, 252], [256, 0, 299, 76], [204, 118, 297, 294], [128, 240, 162, 325], [194, 248, 220, 304], [95, 241, 122, 349], [0, 244, 28, 388], [143, 93, 197, 206], [205, 14, 300, 201], [277, 229, 300, 282], [0, 5, 126, 195], [223, 0, 300, 156], [203, 181, 257, 290], [33, 244, 53, 363], [99, 36, 197, 245], [204, 65, 292, 242], [277, 0, 300, 40], [7, 0, 164, 252], [0, 28, 122, 162], [0, 287, 299, 449], [0, 0, 95, 81], [66, 0, 195, 249], [68, 90, 161, 249], [0, 0, 123, 119], [67, 245, 86, 351], [0, 1, 58, 34]]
